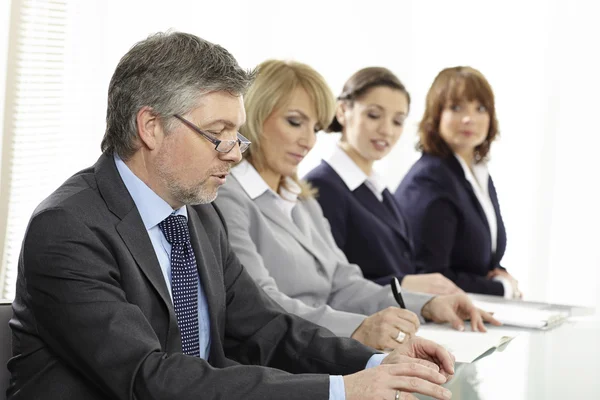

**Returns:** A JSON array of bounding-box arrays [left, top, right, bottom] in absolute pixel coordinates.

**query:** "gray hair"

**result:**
[[101, 31, 255, 159]]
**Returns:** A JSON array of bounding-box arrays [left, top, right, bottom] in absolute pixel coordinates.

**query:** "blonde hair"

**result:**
[[241, 59, 335, 199]]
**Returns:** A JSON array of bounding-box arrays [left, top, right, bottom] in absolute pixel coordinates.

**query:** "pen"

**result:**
[[391, 277, 406, 309]]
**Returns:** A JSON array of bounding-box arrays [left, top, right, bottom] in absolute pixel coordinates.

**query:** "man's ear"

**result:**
[[136, 106, 160, 151]]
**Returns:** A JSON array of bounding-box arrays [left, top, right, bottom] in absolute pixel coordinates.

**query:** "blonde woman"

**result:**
[[215, 60, 498, 352]]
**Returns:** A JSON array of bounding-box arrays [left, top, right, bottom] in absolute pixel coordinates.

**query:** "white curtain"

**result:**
[[1, 0, 598, 308]]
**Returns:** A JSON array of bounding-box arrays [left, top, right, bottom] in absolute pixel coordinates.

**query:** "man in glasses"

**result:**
[[8, 32, 454, 400]]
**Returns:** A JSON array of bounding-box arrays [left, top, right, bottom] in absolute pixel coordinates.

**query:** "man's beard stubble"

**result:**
[[156, 157, 228, 206], [163, 166, 229, 205]]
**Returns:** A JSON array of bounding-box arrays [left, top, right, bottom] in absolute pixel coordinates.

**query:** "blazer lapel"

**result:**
[[382, 189, 414, 250], [186, 207, 224, 361], [116, 215, 174, 312], [94, 154, 177, 335], [382, 189, 405, 226], [354, 185, 411, 247], [254, 195, 329, 262], [445, 156, 492, 239], [464, 181, 491, 232], [488, 179, 506, 264]]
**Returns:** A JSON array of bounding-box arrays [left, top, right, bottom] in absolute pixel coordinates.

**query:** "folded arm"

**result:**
[[413, 199, 504, 296]]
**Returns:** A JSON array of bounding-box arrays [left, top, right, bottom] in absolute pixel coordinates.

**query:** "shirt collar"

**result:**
[[454, 153, 490, 193], [326, 144, 387, 195], [114, 155, 187, 230], [231, 159, 301, 203]]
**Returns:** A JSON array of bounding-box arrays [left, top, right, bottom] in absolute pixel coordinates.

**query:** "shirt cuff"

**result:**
[[493, 276, 514, 299], [329, 375, 346, 400], [329, 354, 386, 400], [366, 353, 386, 369]]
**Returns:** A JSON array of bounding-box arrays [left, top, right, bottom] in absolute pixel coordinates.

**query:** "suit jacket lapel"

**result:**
[[254, 195, 329, 262], [186, 207, 224, 361], [445, 156, 492, 239], [116, 215, 174, 313], [464, 181, 491, 233], [354, 185, 411, 246], [382, 189, 414, 250], [382, 189, 404, 227], [488, 180, 506, 264], [94, 153, 177, 335]]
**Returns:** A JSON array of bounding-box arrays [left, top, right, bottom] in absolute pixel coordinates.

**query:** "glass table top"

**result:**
[[417, 311, 600, 400]]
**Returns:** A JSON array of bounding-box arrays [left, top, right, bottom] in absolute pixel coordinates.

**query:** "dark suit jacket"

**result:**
[[393, 153, 507, 295], [7, 154, 376, 400], [305, 161, 416, 286]]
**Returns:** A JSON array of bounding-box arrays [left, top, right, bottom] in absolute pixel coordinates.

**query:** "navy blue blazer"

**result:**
[[394, 153, 507, 295], [305, 161, 416, 286]]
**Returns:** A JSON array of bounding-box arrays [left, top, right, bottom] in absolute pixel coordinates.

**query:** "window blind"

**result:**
[[0, 0, 70, 300]]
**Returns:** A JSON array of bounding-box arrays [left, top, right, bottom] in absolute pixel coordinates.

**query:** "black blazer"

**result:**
[[7, 154, 375, 400], [305, 161, 416, 286], [394, 153, 507, 295]]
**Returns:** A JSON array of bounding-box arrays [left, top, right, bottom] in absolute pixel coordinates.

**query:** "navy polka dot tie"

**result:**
[[158, 214, 200, 357]]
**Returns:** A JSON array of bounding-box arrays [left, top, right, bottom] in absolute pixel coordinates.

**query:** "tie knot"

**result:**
[[158, 214, 190, 244]]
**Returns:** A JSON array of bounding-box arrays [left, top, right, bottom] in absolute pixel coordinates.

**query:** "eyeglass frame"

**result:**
[[173, 114, 251, 154]]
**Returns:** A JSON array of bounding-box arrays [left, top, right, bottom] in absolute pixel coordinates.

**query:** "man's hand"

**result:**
[[421, 293, 502, 332], [343, 363, 452, 400], [351, 307, 420, 350], [402, 273, 463, 295], [382, 337, 455, 380]]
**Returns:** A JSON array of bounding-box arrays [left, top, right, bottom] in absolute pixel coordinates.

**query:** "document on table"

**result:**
[[473, 300, 569, 329], [417, 325, 516, 363]]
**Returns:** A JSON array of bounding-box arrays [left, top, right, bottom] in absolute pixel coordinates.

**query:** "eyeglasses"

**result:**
[[173, 114, 251, 154]]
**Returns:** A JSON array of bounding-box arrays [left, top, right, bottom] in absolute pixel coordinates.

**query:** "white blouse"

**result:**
[[454, 154, 498, 253], [231, 160, 300, 222], [454, 154, 517, 298], [325, 144, 387, 202]]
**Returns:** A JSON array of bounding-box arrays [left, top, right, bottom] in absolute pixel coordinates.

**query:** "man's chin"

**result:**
[[205, 191, 218, 204], [188, 197, 217, 206], [176, 189, 218, 206]]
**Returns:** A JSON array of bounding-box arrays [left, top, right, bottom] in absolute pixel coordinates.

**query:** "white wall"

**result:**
[[541, 0, 600, 307], [2, 0, 599, 307]]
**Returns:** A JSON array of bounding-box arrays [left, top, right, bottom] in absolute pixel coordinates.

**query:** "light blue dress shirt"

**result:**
[[115, 156, 211, 359], [115, 155, 384, 398], [328, 354, 387, 399]]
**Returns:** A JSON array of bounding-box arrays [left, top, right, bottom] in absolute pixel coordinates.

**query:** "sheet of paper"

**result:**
[[473, 300, 569, 329], [417, 325, 516, 363]]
